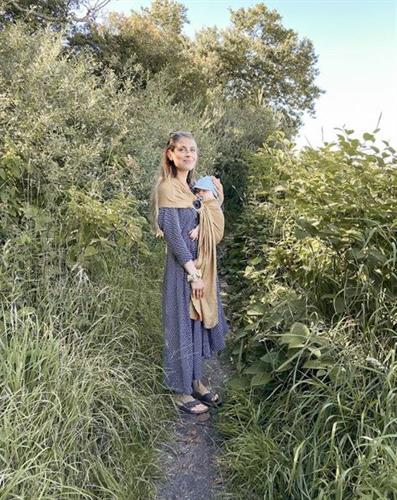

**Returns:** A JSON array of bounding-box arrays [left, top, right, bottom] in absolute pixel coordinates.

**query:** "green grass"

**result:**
[[0, 246, 175, 498], [216, 338, 397, 499], [215, 130, 397, 499]]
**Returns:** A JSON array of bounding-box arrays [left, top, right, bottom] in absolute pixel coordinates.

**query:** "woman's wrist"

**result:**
[[187, 269, 202, 283], [184, 260, 199, 275]]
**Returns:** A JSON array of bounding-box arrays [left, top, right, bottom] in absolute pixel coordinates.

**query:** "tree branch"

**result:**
[[2, 0, 111, 23]]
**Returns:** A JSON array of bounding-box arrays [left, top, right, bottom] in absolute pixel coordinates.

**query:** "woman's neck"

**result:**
[[175, 170, 189, 186]]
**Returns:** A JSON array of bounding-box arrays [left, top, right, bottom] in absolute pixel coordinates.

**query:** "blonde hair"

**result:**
[[150, 131, 198, 237]]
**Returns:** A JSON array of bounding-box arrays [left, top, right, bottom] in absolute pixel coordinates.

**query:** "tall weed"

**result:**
[[217, 130, 397, 498]]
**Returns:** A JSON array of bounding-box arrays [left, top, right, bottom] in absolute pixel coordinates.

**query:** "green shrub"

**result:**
[[217, 130, 397, 498], [0, 23, 194, 496]]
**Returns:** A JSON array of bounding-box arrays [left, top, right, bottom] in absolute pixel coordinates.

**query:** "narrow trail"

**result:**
[[155, 275, 234, 500]]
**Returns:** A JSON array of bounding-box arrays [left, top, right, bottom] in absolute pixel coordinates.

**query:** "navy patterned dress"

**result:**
[[158, 205, 230, 395]]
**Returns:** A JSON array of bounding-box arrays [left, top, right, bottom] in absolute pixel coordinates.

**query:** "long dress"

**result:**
[[158, 205, 230, 395]]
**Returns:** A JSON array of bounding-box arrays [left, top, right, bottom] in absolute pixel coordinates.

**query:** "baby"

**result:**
[[189, 175, 220, 241]]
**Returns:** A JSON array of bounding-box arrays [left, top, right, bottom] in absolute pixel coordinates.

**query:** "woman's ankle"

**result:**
[[192, 379, 207, 392]]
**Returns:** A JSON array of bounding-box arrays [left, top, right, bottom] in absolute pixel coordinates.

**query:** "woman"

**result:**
[[151, 130, 230, 415]]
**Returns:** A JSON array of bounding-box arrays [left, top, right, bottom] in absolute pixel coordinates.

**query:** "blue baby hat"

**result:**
[[192, 175, 218, 197]]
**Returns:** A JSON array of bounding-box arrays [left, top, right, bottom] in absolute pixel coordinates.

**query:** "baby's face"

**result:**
[[195, 188, 215, 201], [195, 189, 208, 197]]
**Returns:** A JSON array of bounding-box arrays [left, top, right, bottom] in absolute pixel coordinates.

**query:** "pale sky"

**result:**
[[103, 0, 397, 149]]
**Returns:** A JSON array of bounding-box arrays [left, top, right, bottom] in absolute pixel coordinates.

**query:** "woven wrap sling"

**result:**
[[157, 176, 224, 329]]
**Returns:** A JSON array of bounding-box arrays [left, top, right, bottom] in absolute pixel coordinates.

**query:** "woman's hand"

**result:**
[[189, 225, 200, 240], [212, 176, 224, 199], [191, 279, 204, 299]]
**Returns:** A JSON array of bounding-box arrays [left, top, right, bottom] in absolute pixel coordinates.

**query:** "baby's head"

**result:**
[[192, 176, 218, 200]]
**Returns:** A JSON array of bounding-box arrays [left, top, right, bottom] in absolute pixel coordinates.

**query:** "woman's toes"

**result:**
[[194, 403, 208, 413]]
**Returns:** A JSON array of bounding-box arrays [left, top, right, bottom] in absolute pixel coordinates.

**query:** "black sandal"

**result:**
[[192, 390, 223, 407], [176, 398, 209, 414]]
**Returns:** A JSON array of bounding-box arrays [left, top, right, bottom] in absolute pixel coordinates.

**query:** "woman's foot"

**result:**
[[175, 394, 208, 414], [192, 380, 220, 403]]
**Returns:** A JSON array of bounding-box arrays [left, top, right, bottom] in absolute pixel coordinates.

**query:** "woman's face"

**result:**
[[167, 137, 198, 172]]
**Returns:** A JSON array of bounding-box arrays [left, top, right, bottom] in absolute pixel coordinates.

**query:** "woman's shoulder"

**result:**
[[157, 177, 173, 194], [158, 176, 194, 194], [157, 178, 195, 211], [158, 177, 186, 203]]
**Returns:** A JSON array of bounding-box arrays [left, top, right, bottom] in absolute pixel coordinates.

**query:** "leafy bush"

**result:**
[[0, 22, 224, 496], [217, 130, 397, 498]]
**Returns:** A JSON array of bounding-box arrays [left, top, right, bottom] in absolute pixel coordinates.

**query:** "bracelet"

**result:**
[[187, 270, 202, 283]]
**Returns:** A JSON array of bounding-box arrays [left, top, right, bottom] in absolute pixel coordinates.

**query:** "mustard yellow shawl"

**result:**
[[157, 177, 224, 329]]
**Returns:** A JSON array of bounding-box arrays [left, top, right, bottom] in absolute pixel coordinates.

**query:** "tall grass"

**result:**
[[0, 242, 175, 498], [216, 320, 397, 499], [216, 130, 397, 499]]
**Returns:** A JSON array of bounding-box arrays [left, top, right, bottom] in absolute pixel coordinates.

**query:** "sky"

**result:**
[[103, 0, 397, 149]]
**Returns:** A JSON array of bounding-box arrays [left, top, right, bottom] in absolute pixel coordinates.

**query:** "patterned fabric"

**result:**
[[158, 206, 230, 394]]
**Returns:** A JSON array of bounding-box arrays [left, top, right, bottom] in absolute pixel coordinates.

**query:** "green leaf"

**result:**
[[243, 322, 260, 332], [234, 329, 250, 340], [363, 132, 375, 142], [232, 346, 241, 355], [250, 372, 272, 387], [308, 347, 322, 358], [275, 348, 303, 372], [279, 335, 306, 348], [368, 248, 387, 264], [279, 323, 310, 347], [260, 351, 280, 364], [229, 375, 251, 390], [328, 366, 348, 385], [83, 246, 98, 258], [290, 322, 311, 337], [294, 226, 308, 240], [275, 362, 293, 372], [243, 360, 267, 374], [303, 359, 334, 369], [296, 218, 318, 235], [248, 256, 262, 265], [344, 287, 358, 298], [247, 303, 266, 316]]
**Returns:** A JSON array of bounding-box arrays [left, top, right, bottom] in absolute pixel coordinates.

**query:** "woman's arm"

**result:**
[[158, 208, 203, 296], [158, 207, 198, 272]]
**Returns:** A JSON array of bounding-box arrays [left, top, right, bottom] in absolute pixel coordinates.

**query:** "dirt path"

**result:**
[[155, 277, 234, 500]]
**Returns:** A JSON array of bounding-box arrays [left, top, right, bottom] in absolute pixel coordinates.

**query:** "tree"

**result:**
[[0, 0, 109, 31], [68, 1, 207, 103], [141, 0, 188, 35], [194, 3, 323, 128], [68, 1, 322, 127]]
